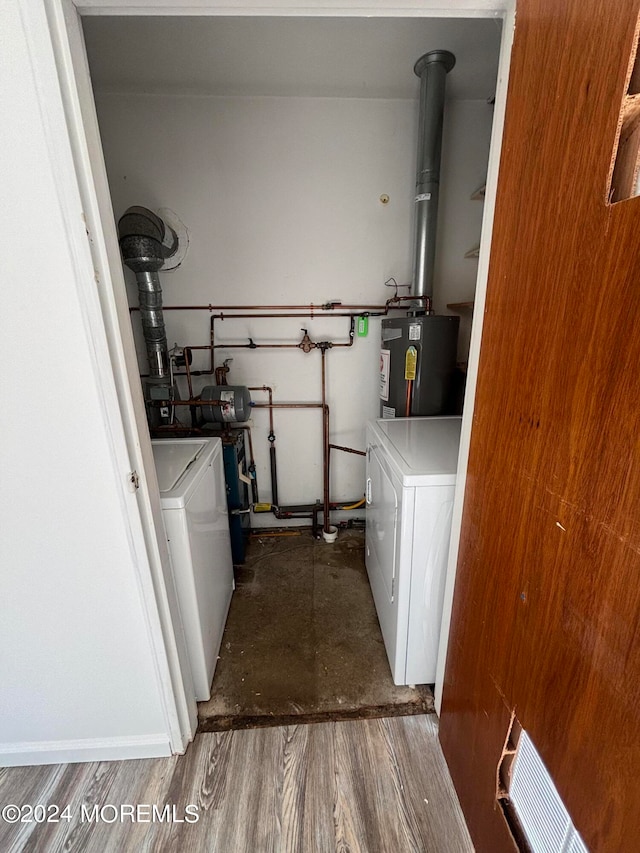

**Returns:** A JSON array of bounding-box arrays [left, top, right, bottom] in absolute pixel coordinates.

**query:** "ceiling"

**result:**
[[82, 16, 502, 100]]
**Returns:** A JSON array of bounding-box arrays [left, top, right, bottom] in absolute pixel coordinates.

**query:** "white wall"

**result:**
[[94, 90, 492, 522], [436, 98, 494, 358], [0, 0, 171, 764]]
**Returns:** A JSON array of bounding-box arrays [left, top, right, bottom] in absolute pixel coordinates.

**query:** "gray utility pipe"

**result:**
[[117, 206, 179, 380], [412, 50, 456, 301]]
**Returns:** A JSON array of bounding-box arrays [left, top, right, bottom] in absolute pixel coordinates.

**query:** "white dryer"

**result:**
[[365, 416, 461, 686], [152, 438, 234, 701]]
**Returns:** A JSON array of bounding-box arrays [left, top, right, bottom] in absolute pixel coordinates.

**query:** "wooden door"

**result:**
[[440, 1, 640, 850]]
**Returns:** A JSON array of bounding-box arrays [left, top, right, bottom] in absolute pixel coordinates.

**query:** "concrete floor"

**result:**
[[198, 529, 433, 731]]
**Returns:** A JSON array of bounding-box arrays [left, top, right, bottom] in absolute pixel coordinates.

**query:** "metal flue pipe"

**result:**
[[118, 206, 179, 380], [136, 270, 170, 379], [412, 50, 456, 303]]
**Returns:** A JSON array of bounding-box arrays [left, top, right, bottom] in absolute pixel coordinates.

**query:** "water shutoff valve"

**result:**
[[299, 329, 315, 353]]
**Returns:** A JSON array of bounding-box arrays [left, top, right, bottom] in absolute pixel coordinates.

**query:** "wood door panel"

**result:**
[[440, 1, 640, 851]]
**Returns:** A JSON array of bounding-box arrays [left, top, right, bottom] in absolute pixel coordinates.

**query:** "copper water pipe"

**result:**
[[329, 443, 367, 457], [138, 309, 353, 378], [321, 347, 331, 534], [208, 342, 354, 349], [151, 316, 217, 381], [251, 402, 323, 409], [142, 342, 350, 378], [405, 379, 413, 417], [179, 302, 396, 310], [211, 317, 354, 353], [248, 386, 274, 434], [153, 392, 333, 533], [130, 294, 427, 314], [210, 312, 383, 319], [213, 342, 302, 349], [136, 308, 384, 317], [209, 340, 354, 351], [210, 315, 215, 373], [151, 398, 323, 410], [140, 303, 375, 528], [148, 304, 381, 311], [251, 398, 330, 531], [183, 347, 194, 399], [131, 304, 368, 311]]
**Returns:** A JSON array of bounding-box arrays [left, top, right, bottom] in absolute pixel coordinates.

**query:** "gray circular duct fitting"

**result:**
[[118, 236, 166, 273], [414, 50, 456, 77], [118, 206, 179, 273]]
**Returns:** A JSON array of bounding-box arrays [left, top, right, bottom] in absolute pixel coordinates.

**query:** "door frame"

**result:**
[[41, 0, 515, 741]]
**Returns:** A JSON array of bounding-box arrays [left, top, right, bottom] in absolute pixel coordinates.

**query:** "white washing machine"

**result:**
[[365, 416, 461, 686], [152, 438, 234, 701]]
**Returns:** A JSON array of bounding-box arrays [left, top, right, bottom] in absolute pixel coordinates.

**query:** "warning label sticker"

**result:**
[[409, 324, 421, 341], [404, 346, 417, 381], [380, 349, 391, 401], [220, 389, 236, 422]]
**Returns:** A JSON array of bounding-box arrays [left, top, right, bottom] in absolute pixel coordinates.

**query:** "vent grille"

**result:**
[[510, 732, 589, 853]]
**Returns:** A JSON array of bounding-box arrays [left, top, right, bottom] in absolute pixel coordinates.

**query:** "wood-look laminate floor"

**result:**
[[0, 715, 473, 853]]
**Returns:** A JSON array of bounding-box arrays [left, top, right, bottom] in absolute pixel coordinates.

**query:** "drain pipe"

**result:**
[[118, 206, 179, 424], [412, 50, 456, 309]]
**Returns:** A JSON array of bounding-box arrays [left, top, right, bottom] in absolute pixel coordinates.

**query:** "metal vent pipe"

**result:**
[[117, 206, 178, 380], [412, 50, 456, 302]]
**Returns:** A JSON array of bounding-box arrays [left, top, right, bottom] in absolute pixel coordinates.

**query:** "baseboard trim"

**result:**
[[0, 734, 172, 766]]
